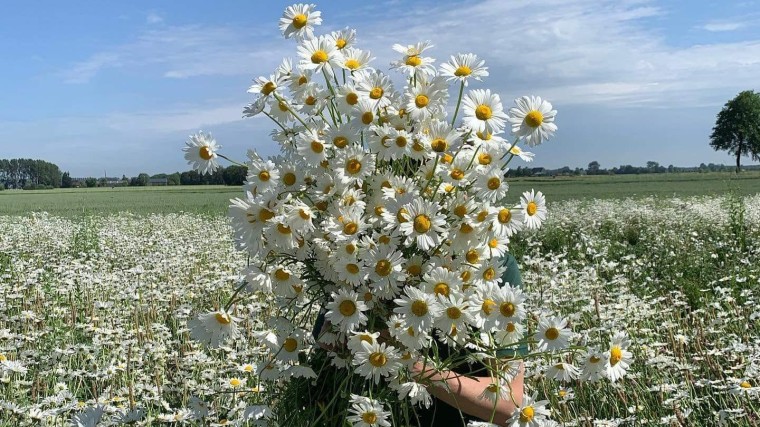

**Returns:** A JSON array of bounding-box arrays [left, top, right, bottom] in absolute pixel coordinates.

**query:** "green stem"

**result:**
[[273, 93, 311, 130], [451, 80, 465, 126]]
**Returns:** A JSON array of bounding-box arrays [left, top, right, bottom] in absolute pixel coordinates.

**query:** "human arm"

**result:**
[[411, 359, 524, 426]]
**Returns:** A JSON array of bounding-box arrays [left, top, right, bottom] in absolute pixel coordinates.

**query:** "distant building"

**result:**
[[149, 177, 168, 186]]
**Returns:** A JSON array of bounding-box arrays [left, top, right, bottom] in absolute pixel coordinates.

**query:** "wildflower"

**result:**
[[183, 131, 221, 174]]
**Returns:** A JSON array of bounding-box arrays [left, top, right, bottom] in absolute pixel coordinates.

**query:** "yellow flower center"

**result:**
[[498, 209, 511, 224], [609, 346, 623, 366], [478, 153, 492, 165], [434, 283, 450, 297], [374, 205, 385, 216], [311, 50, 328, 64], [361, 111, 374, 125], [378, 235, 390, 244], [259, 208, 275, 221], [274, 269, 290, 281], [283, 337, 298, 352], [477, 210, 488, 222], [519, 406, 534, 422], [500, 302, 515, 317], [375, 260, 392, 277], [370, 87, 384, 99], [258, 170, 270, 182], [292, 14, 308, 29], [466, 249, 479, 264], [199, 146, 213, 160], [333, 136, 349, 148], [395, 136, 407, 147], [359, 334, 374, 344], [261, 82, 276, 96], [453, 206, 467, 218], [298, 75, 308, 85], [339, 299, 357, 316], [344, 59, 360, 70], [487, 177, 500, 190], [415, 94, 429, 108], [431, 138, 448, 153], [413, 214, 432, 233], [346, 159, 362, 174], [229, 378, 242, 388], [405, 55, 422, 67], [454, 65, 472, 77], [460, 223, 474, 234], [283, 172, 296, 186], [277, 224, 292, 235], [488, 238, 499, 249], [447, 169, 465, 182], [740, 381, 751, 388], [336, 38, 347, 49], [397, 207, 409, 223], [412, 141, 425, 152], [525, 110, 544, 128], [345, 244, 356, 254], [447, 306, 463, 320], [346, 92, 359, 105], [343, 222, 358, 235], [310, 140, 324, 153], [461, 270, 472, 282], [214, 312, 231, 325], [243, 364, 254, 372], [369, 352, 387, 367], [304, 95, 317, 106], [590, 355, 601, 363], [346, 263, 360, 274], [526, 201, 538, 216], [477, 131, 492, 140], [361, 412, 378, 424], [278, 101, 289, 112], [482, 299, 496, 315], [483, 267, 496, 281], [407, 264, 422, 276], [506, 322, 516, 333], [486, 383, 499, 393], [475, 104, 493, 120], [411, 300, 428, 316], [545, 327, 560, 340]]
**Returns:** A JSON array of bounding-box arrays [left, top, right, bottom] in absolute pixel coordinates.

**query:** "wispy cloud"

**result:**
[[701, 21, 745, 32], [61, 24, 285, 84], [146, 12, 164, 25]]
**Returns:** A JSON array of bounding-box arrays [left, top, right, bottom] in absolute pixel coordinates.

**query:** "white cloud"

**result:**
[[701, 21, 745, 32], [146, 12, 164, 25]]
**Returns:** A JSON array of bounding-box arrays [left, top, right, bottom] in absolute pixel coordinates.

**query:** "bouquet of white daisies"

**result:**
[[183, 4, 631, 426]]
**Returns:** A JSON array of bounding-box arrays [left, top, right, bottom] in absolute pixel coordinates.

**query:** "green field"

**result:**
[[1, 171, 760, 216]]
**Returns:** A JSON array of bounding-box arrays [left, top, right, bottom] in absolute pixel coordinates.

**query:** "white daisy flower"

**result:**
[[336, 82, 361, 115], [390, 41, 436, 78], [546, 362, 580, 382], [296, 127, 330, 166], [325, 289, 368, 334], [183, 131, 221, 175], [248, 74, 285, 97], [347, 330, 380, 354], [422, 119, 461, 154], [535, 316, 572, 352], [347, 394, 392, 427], [493, 319, 525, 347], [462, 89, 509, 135], [405, 77, 448, 121], [605, 331, 633, 382], [333, 255, 368, 286], [580, 348, 606, 382], [334, 145, 376, 186], [423, 266, 463, 299], [353, 341, 402, 385], [352, 97, 379, 127], [393, 286, 442, 332], [489, 206, 525, 237], [507, 394, 551, 427], [439, 53, 489, 86], [479, 379, 511, 404], [188, 310, 240, 348], [398, 198, 447, 251], [246, 153, 280, 196], [355, 69, 395, 109], [509, 144, 535, 162], [520, 190, 547, 229], [473, 166, 509, 203], [366, 247, 406, 296], [298, 35, 339, 77], [388, 314, 430, 351], [395, 381, 433, 408], [330, 27, 356, 50], [279, 3, 322, 40], [508, 95, 557, 146]]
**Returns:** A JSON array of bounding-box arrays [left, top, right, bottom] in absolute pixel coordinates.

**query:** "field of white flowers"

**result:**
[[0, 194, 758, 426]]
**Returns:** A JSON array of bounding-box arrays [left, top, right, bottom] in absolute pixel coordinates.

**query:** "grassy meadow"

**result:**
[[0, 174, 759, 425], [2, 171, 760, 216]]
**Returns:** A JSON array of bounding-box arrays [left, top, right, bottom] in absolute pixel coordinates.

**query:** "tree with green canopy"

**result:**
[[710, 90, 760, 173]]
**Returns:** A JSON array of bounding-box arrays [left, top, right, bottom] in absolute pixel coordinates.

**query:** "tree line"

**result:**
[[59, 165, 248, 189], [0, 158, 62, 189]]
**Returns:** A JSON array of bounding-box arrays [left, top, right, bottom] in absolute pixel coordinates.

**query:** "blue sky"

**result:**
[[2, 0, 759, 177]]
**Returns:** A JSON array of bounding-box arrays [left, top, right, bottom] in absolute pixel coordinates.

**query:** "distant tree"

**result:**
[[167, 172, 181, 186], [667, 164, 675, 173], [646, 161, 659, 173], [587, 161, 601, 175], [710, 90, 760, 173], [137, 173, 150, 186], [61, 172, 72, 188], [223, 165, 248, 186], [85, 177, 98, 187]]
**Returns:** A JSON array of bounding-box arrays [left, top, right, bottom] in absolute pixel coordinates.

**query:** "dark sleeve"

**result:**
[[312, 310, 326, 341], [501, 253, 523, 289]]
